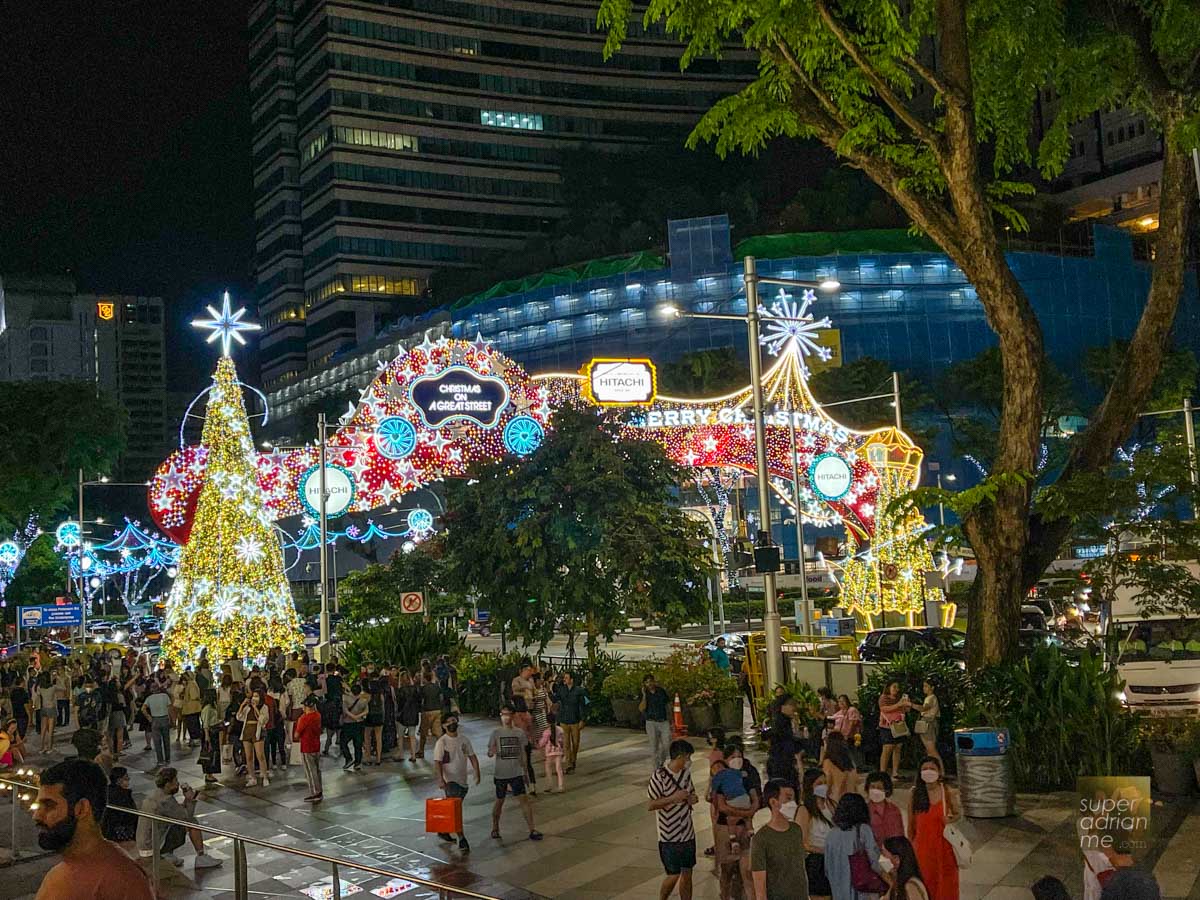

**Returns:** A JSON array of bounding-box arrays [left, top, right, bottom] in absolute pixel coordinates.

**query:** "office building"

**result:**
[[0, 275, 169, 479], [248, 0, 754, 389], [1034, 90, 1164, 232], [267, 216, 1195, 428]]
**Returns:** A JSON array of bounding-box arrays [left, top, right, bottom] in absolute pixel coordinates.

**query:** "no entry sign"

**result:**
[[401, 592, 425, 614]]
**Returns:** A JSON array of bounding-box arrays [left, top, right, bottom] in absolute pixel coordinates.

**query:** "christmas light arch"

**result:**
[[152, 305, 941, 618]]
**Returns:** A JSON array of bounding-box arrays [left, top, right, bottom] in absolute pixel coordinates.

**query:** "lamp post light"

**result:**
[[660, 256, 841, 689]]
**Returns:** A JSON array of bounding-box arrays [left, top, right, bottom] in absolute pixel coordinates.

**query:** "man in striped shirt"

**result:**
[[647, 739, 699, 900]]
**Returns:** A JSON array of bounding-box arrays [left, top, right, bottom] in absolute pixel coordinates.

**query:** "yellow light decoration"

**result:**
[[160, 356, 301, 664], [837, 432, 943, 617]]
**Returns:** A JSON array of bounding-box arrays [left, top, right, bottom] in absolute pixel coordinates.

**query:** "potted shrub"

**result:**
[[1143, 718, 1197, 795], [686, 688, 718, 733], [602, 666, 649, 728]]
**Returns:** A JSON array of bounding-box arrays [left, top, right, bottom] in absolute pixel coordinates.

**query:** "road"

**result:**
[[464, 620, 771, 659]]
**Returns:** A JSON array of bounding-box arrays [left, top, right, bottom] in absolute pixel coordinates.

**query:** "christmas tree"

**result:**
[[161, 301, 299, 663]]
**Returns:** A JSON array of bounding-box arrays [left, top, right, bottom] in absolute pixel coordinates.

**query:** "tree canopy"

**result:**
[[439, 404, 713, 658], [0, 381, 127, 532], [598, 0, 1200, 667]]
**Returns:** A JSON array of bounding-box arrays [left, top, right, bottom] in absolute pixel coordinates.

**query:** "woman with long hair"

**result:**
[[538, 710, 566, 792], [36, 671, 57, 753], [915, 681, 942, 767], [795, 767, 835, 900], [882, 836, 930, 900], [878, 682, 910, 781], [238, 689, 271, 787], [909, 756, 960, 900], [824, 792, 883, 900], [396, 669, 420, 762], [199, 689, 222, 785], [364, 677, 386, 766], [821, 734, 859, 802]]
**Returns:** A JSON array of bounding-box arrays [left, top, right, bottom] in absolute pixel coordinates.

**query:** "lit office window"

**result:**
[[479, 110, 544, 131]]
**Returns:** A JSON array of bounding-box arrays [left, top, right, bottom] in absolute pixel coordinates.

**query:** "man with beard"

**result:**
[[32, 759, 154, 899]]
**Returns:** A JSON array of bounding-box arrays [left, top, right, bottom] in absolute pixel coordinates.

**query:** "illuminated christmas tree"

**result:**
[[161, 296, 299, 663]]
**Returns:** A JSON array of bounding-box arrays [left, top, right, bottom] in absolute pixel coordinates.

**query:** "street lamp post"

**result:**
[[75, 471, 145, 644], [662, 255, 840, 689], [317, 413, 331, 663]]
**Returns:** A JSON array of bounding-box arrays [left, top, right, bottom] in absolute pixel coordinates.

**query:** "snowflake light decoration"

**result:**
[[758, 288, 833, 376], [235, 536, 264, 564]]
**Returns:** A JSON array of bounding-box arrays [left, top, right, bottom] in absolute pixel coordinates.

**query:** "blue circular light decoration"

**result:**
[[504, 416, 544, 456], [807, 452, 854, 502], [55, 521, 82, 548], [375, 416, 418, 459], [407, 508, 434, 533], [0, 541, 20, 567]]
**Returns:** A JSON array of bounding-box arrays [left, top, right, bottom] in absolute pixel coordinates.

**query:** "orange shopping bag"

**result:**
[[425, 797, 463, 834]]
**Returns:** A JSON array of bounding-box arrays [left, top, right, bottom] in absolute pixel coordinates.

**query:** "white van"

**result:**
[[1109, 570, 1200, 716]]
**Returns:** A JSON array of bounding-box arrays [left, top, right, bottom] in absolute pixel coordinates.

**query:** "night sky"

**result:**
[[0, 1, 253, 390]]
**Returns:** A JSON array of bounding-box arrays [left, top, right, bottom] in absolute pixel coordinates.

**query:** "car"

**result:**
[[1018, 628, 1100, 663], [1021, 605, 1050, 632], [0, 640, 73, 660], [857, 627, 966, 663]]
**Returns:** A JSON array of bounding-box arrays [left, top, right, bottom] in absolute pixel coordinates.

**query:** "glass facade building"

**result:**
[[267, 219, 1198, 430], [249, 0, 754, 389]]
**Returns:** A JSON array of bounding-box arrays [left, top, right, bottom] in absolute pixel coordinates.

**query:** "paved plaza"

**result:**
[[4, 715, 1199, 900]]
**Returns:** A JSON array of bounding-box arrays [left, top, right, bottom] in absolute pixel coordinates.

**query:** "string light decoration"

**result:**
[[149, 336, 548, 542], [160, 354, 300, 664], [832, 430, 943, 619]]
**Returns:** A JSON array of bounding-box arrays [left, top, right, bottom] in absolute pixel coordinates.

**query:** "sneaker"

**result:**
[[303, 795, 317, 802], [310, 793, 323, 802], [343, 761, 352, 771], [529, 831, 543, 842], [353, 764, 362, 772], [458, 837, 470, 852], [162, 852, 183, 867], [245, 777, 257, 787], [194, 853, 222, 869], [262, 777, 270, 786]]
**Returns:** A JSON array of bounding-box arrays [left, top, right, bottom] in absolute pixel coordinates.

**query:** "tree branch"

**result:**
[[1023, 110, 1195, 587], [899, 53, 965, 108], [812, 0, 945, 154]]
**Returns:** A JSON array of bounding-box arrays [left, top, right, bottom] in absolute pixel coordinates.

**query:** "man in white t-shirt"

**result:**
[[432, 713, 480, 852]]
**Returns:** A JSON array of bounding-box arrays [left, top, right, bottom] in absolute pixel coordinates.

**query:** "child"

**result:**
[[538, 711, 566, 792]]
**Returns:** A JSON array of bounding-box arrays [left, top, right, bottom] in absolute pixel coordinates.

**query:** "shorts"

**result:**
[[879, 726, 901, 745], [494, 776, 527, 799], [658, 839, 697, 875], [445, 781, 469, 800], [806, 851, 831, 894]]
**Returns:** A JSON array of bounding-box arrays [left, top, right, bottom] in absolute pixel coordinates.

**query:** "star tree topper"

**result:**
[[192, 292, 261, 356]]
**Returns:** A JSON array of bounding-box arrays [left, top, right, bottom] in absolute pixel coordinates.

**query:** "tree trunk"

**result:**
[[585, 610, 598, 667], [1022, 118, 1195, 588]]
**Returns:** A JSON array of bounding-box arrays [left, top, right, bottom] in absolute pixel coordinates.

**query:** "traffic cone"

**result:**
[[672, 694, 687, 737]]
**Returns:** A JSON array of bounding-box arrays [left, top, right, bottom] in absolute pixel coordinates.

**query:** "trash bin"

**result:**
[[954, 727, 1015, 818]]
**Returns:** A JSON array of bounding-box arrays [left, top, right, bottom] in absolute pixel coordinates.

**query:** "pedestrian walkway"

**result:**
[[5, 715, 1199, 900]]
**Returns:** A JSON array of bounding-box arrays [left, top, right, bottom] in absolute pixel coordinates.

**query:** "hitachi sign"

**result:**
[[583, 358, 657, 406]]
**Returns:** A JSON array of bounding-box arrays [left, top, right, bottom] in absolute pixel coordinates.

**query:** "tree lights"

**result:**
[[160, 354, 300, 664]]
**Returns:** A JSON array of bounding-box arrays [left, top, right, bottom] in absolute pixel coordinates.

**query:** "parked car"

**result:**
[[1020, 604, 1050, 632], [702, 632, 749, 660], [857, 627, 966, 663], [0, 640, 72, 660]]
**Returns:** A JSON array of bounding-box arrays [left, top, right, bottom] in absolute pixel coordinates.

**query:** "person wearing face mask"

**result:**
[[909, 757, 960, 900], [488, 705, 543, 841], [32, 759, 155, 899], [797, 768, 835, 900], [881, 836, 929, 900], [134, 767, 222, 870], [751, 780, 808, 900], [866, 772, 905, 846], [711, 747, 758, 900], [648, 739, 700, 900], [433, 713, 480, 851], [824, 792, 884, 900]]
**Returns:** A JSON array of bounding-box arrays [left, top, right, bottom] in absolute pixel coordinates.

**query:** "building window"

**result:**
[[29, 326, 47, 341], [480, 110, 544, 131]]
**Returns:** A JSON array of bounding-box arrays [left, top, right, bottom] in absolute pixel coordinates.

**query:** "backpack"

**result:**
[[77, 690, 100, 728]]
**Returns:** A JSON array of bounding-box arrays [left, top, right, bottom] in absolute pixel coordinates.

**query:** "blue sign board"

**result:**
[[20, 604, 83, 628]]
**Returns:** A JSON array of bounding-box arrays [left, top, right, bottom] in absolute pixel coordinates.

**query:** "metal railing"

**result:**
[[1, 775, 497, 900]]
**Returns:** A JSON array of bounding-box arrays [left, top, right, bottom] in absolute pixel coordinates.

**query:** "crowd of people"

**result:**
[[644, 673, 1158, 900], [2, 647, 1171, 900]]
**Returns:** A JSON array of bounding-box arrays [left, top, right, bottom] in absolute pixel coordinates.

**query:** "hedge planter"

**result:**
[[687, 704, 717, 735], [610, 698, 641, 728], [1151, 750, 1196, 795], [719, 698, 744, 734]]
